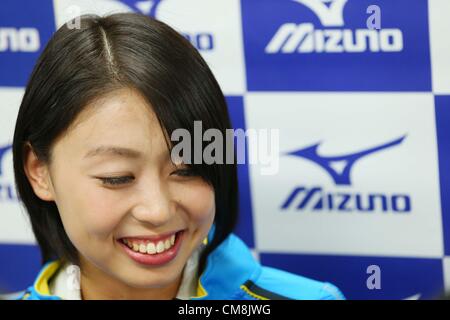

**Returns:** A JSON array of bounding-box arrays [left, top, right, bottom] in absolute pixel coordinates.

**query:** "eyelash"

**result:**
[[97, 169, 197, 186], [98, 176, 134, 186], [171, 168, 198, 177]]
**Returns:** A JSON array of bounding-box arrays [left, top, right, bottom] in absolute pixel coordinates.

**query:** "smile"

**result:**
[[118, 230, 184, 266], [123, 234, 176, 254]]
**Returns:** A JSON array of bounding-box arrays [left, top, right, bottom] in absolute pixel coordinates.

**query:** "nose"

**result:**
[[131, 179, 173, 227]]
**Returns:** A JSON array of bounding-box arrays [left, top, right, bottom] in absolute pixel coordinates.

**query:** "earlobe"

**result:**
[[23, 143, 54, 202]]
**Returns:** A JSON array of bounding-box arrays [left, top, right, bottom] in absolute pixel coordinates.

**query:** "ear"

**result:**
[[23, 142, 55, 202]]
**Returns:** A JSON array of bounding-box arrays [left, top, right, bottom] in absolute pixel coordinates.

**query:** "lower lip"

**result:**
[[118, 231, 184, 266]]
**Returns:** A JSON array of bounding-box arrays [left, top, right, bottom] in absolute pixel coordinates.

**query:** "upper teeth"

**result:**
[[123, 234, 176, 255]]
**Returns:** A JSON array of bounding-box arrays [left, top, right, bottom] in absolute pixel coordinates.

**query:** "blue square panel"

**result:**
[[0, 244, 41, 293], [241, 0, 431, 91], [226, 96, 255, 248], [435, 95, 450, 256], [0, 0, 56, 87], [260, 253, 444, 299]]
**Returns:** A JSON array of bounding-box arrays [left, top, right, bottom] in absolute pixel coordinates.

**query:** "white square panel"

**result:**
[[0, 87, 35, 244], [245, 92, 443, 258], [429, 0, 450, 94], [53, 0, 246, 95], [443, 257, 450, 292]]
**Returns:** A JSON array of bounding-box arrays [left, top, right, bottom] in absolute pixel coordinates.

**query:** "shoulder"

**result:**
[[247, 265, 345, 300], [16, 261, 62, 300], [203, 233, 345, 300]]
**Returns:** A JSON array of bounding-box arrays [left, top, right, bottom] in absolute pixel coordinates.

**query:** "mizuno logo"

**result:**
[[0, 144, 16, 202], [292, 0, 347, 27], [265, 0, 404, 54], [280, 186, 411, 212], [0, 145, 12, 176], [287, 136, 406, 185], [117, 0, 214, 51], [0, 28, 40, 52], [118, 0, 163, 17]]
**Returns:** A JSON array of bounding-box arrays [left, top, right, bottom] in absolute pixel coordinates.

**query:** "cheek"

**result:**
[[176, 182, 215, 226], [80, 187, 129, 236], [56, 180, 125, 241]]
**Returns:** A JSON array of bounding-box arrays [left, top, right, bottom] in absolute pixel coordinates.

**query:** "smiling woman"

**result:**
[[11, 13, 344, 300]]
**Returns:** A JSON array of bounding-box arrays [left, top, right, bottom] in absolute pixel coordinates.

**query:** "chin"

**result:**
[[125, 271, 181, 290], [116, 258, 186, 289]]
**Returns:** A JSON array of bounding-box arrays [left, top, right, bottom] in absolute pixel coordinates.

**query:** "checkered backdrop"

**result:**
[[1, 0, 450, 300]]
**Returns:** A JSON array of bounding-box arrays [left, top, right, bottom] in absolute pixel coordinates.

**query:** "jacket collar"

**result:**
[[193, 229, 260, 299]]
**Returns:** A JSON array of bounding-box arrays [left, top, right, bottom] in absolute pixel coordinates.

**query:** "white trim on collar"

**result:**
[[49, 245, 202, 300]]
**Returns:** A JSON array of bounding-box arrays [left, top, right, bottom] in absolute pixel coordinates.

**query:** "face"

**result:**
[[30, 88, 215, 292]]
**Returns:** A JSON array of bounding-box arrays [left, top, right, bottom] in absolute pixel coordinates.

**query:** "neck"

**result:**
[[78, 258, 182, 300]]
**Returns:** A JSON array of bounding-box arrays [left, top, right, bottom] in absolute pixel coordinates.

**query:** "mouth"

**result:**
[[117, 230, 185, 266]]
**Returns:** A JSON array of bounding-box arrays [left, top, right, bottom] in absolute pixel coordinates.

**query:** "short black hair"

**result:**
[[12, 13, 238, 276]]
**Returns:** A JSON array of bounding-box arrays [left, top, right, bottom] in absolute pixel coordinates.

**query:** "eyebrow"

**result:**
[[84, 146, 142, 159]]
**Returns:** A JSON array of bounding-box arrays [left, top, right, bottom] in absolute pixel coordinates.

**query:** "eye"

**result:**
[[97, 176, 135, 186], [171, 167, 198, 177]]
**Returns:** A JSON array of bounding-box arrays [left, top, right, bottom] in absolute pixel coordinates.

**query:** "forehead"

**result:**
[[52, 88, 170, 162]]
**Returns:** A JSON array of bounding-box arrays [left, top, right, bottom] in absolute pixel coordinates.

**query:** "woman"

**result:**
[[12, 13, 344, 300]]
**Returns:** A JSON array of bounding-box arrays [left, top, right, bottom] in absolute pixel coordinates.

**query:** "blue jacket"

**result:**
[[18, 233, 345, 300]]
